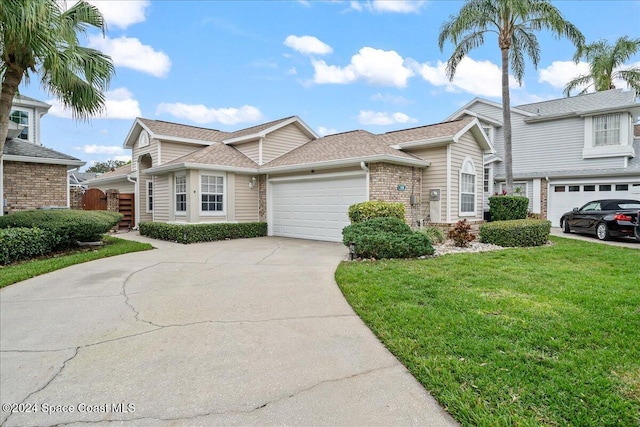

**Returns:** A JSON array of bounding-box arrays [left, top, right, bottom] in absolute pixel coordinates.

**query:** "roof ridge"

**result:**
[[140, 118, 224, 133], [382, 118, 466, 135], [516, 89, 625, 108]]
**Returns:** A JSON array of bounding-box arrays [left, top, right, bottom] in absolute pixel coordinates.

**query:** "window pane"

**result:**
[[616, 184, 629, 191], [599, 185, 611, 191], [584, 185, 596, 192], [594, 114, 620, 146], [554, 186, 565, 192], [568, 186, 580, 192]]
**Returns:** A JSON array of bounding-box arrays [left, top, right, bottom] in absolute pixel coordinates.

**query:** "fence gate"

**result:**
[[118, 193, 135, 229], [82, 188, 107, 211]]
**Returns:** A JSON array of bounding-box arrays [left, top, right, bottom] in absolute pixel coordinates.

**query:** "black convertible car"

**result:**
[[560, 199, 640, 241]]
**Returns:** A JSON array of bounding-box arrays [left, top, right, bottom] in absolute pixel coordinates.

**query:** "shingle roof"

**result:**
[[3, 138, 82, 162], [225, 116, 296, 140], [379, 117, 475, 145], [162, 143, 258, 169], [516, 89, 637, 116], [263, 130, 423, 168], [138, 118, 230, 142], [94, 164, 132, 179]]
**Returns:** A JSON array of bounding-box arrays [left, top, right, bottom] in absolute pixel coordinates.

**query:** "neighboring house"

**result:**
[[447, 89, 640, 226], [68, 171, 98, 188], [87, 115, 493, 242], [1, 95, 85, 215]]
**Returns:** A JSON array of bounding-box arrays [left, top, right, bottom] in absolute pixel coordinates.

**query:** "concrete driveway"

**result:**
[[550, 227, 640, 249], [1, 235, 456, 426]]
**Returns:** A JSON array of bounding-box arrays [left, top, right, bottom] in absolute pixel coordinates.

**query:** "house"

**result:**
[[1, 95, 85, 215], [447, 89, 640, 226], [87, 115, 494, 242]]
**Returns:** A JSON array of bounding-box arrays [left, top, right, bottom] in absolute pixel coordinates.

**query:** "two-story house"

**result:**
[[447, 89, 640, 226], [1, 95, 85, 215], [87, 115, 495, 242]]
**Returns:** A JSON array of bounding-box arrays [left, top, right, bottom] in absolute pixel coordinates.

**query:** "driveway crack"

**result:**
[[257, 241, 282, 264]]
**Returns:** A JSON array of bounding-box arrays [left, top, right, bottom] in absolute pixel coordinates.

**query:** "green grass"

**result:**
[[335, 236, 640, 426], [0, 236, 153, 288]]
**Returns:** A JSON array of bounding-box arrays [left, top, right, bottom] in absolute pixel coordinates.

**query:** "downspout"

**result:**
[[67, 167, 79, 208], [127, 173, 139, 228], [360, 162, 369, 200]]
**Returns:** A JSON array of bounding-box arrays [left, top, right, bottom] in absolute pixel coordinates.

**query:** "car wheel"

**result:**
[[596, 223, 611, 241], [635, 226, 640, 242], [562, 219, 571, 234]]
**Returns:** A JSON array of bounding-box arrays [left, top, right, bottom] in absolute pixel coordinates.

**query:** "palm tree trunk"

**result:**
[[501, 47, 514, 194], [0, 62, 25, 154]]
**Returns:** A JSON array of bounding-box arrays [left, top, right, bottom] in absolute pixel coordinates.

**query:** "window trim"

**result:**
[[583, 113, 634, 159], [459, 158, 476, 217], [9, 107, 32, 143], [593, 114, 620, 147], [175, 174, 187, 216], [146, 180, 153, 213], [500, 181, 528, 197], [199, 173, 226, 216]]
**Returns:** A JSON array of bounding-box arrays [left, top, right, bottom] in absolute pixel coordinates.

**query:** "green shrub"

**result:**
[[0, 210, 122, 248], [448, 219, 476, 247], [419, 226, 445, 244], [139, 222, 267, 244], [0, 227, 59, 265], [342, 217, 433, 259], [488, 195, 529, 221], [350, 232, 434, 259], [479, 219, 551, 247], [342, 217, 411, 246], [348, 201, 405, 223]]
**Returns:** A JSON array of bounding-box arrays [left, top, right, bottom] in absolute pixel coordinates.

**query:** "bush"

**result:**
[[342, 217, 411, 246], [488, 195, 529, 221], [0, 210, 122, 248], [350, 232, 434, 259], [448, 219, 476, 247], [348, 201, 405, 223], [419, 226, 445, 244], [139, 222, 267, 244], [0, 227, 59, 265], [342, 217, 433, 259], [479, 219, 551, 247]]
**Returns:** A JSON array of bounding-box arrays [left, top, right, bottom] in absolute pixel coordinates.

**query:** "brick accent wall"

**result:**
[[368, 163, 421, 226], [69, 187, 83, 210], [106, 189, 120, 212], [3, 161, 68, 213], [258, 174, 267, 222], [540, 178, 548, 220]]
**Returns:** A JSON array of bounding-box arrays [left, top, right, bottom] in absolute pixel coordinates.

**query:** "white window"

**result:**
[[201, 175, 224, 213], [593, 114, 620, 146], [138, 130, 149, 148], [175, 175, 186, 214], [500, 181, 528, 196], [146, 180, 153, 213], [10, 108, 30, 141], [460, 158, 476, 215]]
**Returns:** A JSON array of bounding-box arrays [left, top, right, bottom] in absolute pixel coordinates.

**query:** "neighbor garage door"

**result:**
[[270, 173, 367, 242], [548, 181, 640, 227]]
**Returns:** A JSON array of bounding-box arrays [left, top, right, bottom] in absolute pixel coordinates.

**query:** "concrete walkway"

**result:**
[[0, 234, 457, 426], [550, 227, 640, 249]]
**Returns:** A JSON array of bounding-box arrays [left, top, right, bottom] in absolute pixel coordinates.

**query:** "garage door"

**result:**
[[270, 174, 367, 242], [548, 181, 640, 227]]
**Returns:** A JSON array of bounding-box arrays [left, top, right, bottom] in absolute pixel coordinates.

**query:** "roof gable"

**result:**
[[445, 98, 535, 122], [223, 116, 317, 145]]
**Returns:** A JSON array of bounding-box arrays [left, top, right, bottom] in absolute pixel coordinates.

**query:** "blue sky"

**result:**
[[17, 0, 640, 170]]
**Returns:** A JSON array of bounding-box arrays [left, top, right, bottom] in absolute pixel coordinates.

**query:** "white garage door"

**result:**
[[548, 181, 640, 227], [270, 174, 367, 242]]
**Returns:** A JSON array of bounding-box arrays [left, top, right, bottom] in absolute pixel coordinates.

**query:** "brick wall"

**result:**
[[3, 161, 68, 213], [540, 178, 548, 220], [258, 174, 267, 222], [70, 187, 83, 210], [106, 189, 119, 212], [368, 163, 421, 226]]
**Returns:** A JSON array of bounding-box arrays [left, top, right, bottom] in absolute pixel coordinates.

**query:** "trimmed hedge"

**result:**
[[479, 219, 551, 247], [342, 217, 434, 259], [0, 227, 58, 265], [488, 195, 529, 221], [0, 210, 122, 248], [139, 222, 267, 244], [348, 201, 405, 224]]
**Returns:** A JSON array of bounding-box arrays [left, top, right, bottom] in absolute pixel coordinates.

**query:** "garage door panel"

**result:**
[[270, 175, 367, 242]]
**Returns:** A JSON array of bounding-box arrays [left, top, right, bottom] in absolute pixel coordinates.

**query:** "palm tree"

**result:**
[[564, 36, 640, 97], [0, 0, 115, 155], [438, 0, 584, 194]]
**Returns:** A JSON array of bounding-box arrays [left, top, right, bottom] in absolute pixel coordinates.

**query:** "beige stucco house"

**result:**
[[87, 115, 493, 242]]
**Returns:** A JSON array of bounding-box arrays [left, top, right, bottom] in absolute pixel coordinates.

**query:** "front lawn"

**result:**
[[0, 236, 153, 288], [335, 236, 640, 426]]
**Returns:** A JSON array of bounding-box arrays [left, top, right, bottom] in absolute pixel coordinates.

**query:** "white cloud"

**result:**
[[80, 145, 125, 155], [371, 92, 412, 105], [312, 47, 414, 88], [66, 1, 149, 29], [351, 0, 426, 13], [317, 126, 338, 136], [357, 110, 417, 126], [156, 103, 264, 125], [88, 35, 171, 78], [114, 155, 132, 162], [539, 60, 640, 93], [47, 87, 141, 119], [414, 57, 518, 97], [284, 35, 333, 56], [286, 67, 298, 75]]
